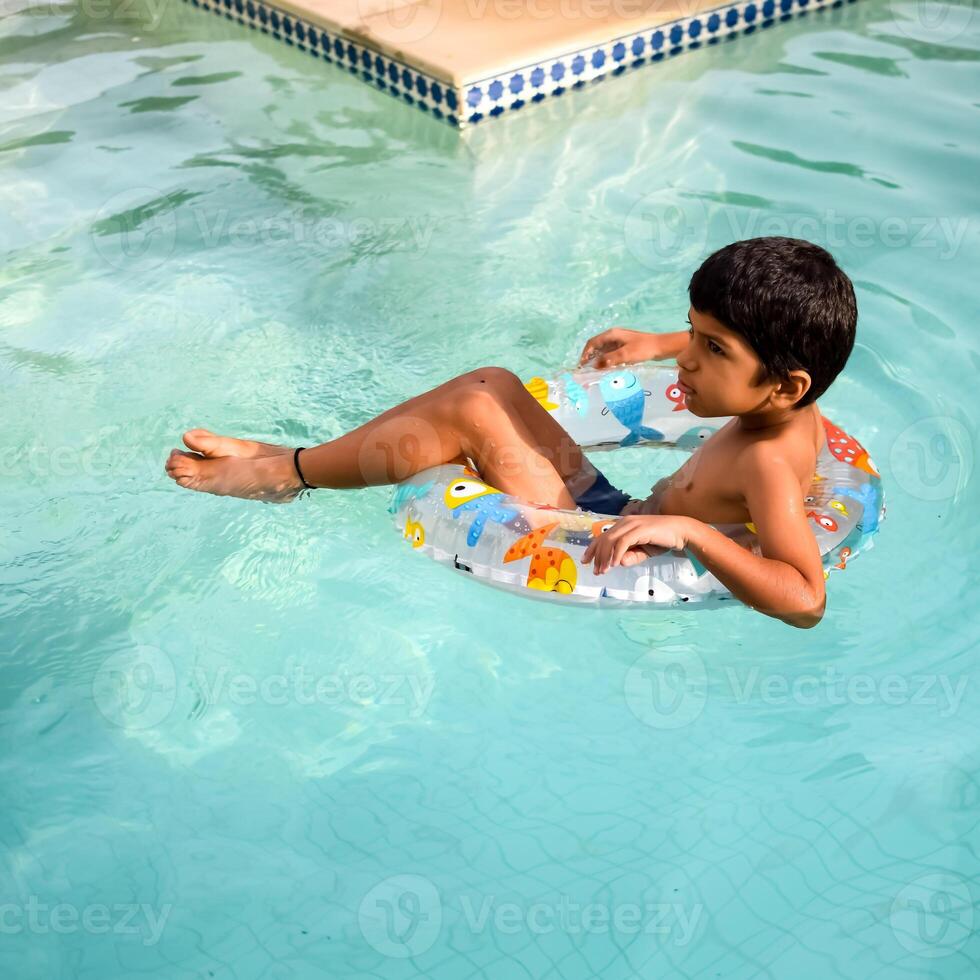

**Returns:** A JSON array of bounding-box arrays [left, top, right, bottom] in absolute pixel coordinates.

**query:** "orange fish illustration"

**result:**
[[504, 522, 577, 594], [835, 546, 852, 570], [666, 381, 687, 412], [807, 510, 839, 533], [821, 416, 879, 477]]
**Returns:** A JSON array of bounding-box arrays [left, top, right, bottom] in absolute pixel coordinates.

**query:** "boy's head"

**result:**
[[680, 237, 857, 417]]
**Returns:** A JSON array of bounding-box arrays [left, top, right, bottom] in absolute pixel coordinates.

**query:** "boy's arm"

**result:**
[[683, 445, 827, 628], [578, 328, 690, 368]]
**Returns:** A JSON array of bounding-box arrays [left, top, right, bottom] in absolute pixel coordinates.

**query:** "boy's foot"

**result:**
[[182, 428, 292, 460], [165, 448, 303, 501]]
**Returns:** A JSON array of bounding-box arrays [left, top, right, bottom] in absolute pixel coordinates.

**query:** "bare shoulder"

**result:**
[[733, 407, 824, 495]]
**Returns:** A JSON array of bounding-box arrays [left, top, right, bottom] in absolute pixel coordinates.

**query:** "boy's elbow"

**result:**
[[785, 609, 823, 629], [780, 588, 826, 629]]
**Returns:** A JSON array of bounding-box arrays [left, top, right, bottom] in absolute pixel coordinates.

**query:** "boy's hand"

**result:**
[[582, 515, 693, 575], [579, 327, 666, 368]]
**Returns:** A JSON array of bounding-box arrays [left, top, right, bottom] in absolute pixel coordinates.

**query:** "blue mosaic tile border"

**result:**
[[182, 0, 859, 129], [464, 0, 859, 124], [183, 0, 463, 126]]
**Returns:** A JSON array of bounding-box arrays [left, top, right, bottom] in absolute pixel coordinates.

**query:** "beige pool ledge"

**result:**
[[186, 0, 852, 126], [288, 0, 719, 83]]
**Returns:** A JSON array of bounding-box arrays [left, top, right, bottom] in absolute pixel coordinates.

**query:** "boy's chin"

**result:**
[[684, 395, 707, 417], [685, 394, 727, 419]]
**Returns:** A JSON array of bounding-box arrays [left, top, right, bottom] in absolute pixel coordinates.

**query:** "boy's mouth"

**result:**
[[677, 377, 696, 395]]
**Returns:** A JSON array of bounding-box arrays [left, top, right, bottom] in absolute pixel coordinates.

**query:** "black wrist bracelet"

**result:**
[[293, 447, 315, 490]]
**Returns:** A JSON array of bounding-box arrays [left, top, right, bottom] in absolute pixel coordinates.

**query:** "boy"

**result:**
[[166, 237, 857, 629]]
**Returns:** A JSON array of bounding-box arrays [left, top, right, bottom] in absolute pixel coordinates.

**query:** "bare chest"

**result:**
[[648, 418, 821, 524], [654, 438, 752, 524]]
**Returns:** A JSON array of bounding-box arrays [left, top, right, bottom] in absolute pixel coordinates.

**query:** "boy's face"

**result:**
[[675, 307, 799, 418]]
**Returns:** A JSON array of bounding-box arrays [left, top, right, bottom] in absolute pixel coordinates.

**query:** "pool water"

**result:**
[[2, 0, 979, 976]]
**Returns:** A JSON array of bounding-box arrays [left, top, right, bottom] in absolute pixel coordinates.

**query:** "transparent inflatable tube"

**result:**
[[390, 365, 886, 608]]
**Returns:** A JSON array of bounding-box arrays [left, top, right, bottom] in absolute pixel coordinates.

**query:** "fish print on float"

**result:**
[[597, 370, 664, 447]]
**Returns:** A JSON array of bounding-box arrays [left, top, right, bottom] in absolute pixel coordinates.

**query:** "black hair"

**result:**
[[688, 237, 857, 408]]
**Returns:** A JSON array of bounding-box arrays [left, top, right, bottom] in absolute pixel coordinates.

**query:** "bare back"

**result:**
[[624, 403, 827, 524]]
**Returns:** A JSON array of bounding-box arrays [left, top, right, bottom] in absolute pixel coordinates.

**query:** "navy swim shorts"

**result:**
[[572, 468, 634, 516]]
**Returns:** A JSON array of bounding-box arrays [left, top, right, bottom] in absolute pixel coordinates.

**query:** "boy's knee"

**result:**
[[461, 365, 523, 395], [455, 385, 506, 425]]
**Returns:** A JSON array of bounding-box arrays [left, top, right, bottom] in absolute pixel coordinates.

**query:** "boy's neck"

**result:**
[[734, 402, 814, 432]]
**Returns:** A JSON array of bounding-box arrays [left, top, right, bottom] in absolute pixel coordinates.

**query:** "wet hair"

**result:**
[[688, 237, 857, 408]]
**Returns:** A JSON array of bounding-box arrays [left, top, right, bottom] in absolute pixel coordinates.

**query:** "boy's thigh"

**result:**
[[446, 367, 586, 486]]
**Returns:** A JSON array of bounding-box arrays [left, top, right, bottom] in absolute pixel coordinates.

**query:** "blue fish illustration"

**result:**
[[675, 425, 718, 450], [831, 484, 881, 534], [597, 371, 663, 447]]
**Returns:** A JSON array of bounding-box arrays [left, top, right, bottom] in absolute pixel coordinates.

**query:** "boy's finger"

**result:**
[[621, 549, 646, 567], [595, 350, 625, 369], [600, 543, 614, 574], [579, 331, 609, 364], [612, 537, 634, 568], [592, 544, 606, 574]]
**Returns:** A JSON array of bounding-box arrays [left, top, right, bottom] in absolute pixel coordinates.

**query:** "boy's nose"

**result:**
[[675, 337, 696, 369]]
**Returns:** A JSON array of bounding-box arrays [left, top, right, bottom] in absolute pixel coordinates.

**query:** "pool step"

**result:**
[[183, 0, 859, 129]]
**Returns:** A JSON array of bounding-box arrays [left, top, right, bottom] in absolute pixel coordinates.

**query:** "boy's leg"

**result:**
[[297, 366, 580, 506], [166, 367, 586, 508], [489, 372, 598, 498]]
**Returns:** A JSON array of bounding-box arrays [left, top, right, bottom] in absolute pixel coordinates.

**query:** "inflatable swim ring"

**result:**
[[390, 364, 886, 607]]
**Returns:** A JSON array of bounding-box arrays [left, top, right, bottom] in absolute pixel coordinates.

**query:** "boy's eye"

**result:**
[[689, 323, 722, 354]]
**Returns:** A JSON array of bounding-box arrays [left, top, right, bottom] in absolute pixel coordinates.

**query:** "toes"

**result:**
[[182, 428, 217, 455], [166, 449, 203, 467], [166, 449, 205, 479]]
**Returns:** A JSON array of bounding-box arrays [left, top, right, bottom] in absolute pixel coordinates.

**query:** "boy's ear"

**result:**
[[773, 369, 812, 407]]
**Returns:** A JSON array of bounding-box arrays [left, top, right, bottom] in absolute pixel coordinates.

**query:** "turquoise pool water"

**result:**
[[2, 0, 978, 975]]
